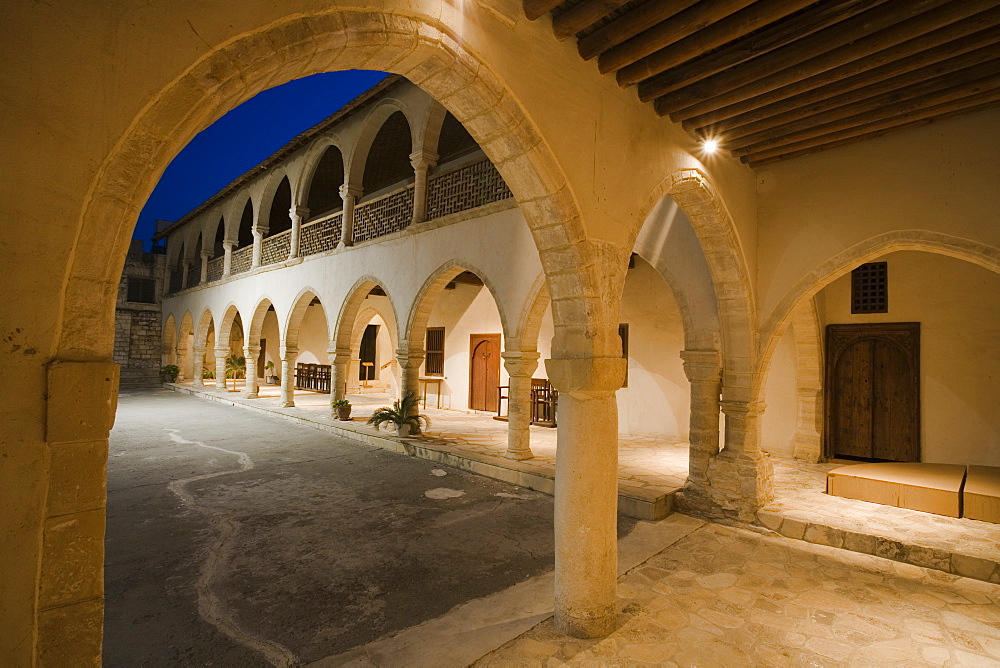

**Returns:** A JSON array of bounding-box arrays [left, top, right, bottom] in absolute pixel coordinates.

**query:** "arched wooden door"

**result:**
[[825, 323, 920, 461], [470, 334, 501, 412]]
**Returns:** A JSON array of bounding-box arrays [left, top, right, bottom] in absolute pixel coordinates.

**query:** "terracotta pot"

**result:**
[[336, 405, 351, 421]]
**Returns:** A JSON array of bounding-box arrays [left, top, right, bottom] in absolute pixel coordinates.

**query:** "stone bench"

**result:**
[[827, 462, 967, 518], [964, 465, 1000, 524]]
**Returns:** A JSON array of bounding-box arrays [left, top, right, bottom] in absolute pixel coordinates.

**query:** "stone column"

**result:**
[[213, 348, 227, 390], [410, 150, 437, 225], [715, 397, 775, 522], [181, 259, 191, 289], [328, 347, 351, 402], [546, 354, 627, 639], [793, 387, 823, 462], [244, 345, 259, 398], [279, 347, 298, 408], [396, 347, 425, 433], [338, 185, 361, 248], [288, 205, 308, 259], [222, 240, 235, 277], [199, 250, 211, 284], [192, 346, 205, 386], [502, 350, 540, 460], [680, 349, 722, 494], [251, 227, 263, 269]]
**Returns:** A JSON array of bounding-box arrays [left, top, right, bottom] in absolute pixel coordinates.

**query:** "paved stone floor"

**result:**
[[106, 389, 641, 666], [477, 523, 1000, 667]]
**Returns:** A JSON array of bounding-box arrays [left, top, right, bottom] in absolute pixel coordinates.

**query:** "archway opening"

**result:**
[[361, 111, 413, 199], [306, 146, 345, 220], [266, 176, 293, 237]]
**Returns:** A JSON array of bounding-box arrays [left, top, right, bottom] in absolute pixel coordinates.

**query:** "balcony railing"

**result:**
[[300, 213, 343, 256], [354, 186, 414, 243], [206, 256, 224, 283], [261, 230, 291, 266], [427, 158, 512, 220], [231, 245, 252, 274]]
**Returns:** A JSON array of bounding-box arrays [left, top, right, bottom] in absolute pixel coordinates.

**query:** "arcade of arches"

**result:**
[[4, 2, 1000, 664]]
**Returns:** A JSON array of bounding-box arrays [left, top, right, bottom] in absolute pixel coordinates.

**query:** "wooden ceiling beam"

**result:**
[[728, 65, 1000, 152], [598, 0, 758, 75], [678, 10, 1000, 130], [738, 84, 1000, 163], [577, 0, 701, 61], [618, 0, 818, 87], [720, 40, 1000, 141], [552, 0, 634, 40], [746, 99, 1000, 166], [524, 0, 565, 22], [658, 0, 958, 117], [638, 0, 885, 102]]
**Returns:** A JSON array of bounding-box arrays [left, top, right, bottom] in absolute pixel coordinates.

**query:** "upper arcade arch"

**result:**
[[301, 141, 347, 219], [260, 170, 294, 237], [358, 109, 415, 198]]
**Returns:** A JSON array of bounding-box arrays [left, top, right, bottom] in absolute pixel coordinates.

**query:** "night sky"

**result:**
[[136, 70, 388, 249]]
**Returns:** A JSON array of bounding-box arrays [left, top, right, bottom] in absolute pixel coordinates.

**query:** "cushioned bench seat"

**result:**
[[964, 465, 1000, 524], [827, 462, 967, 518]]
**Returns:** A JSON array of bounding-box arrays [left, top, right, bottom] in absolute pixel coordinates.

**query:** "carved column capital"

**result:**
[[680, 349, 722, 383], [502, 350, 540, 378], [545, 356, 625, 397], [339, 183, 362, 200], [409, 149, 438, 170]]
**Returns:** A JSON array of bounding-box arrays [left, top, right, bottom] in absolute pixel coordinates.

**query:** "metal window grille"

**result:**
[[851, 262, 889, 314], [126, 277, 157, 303]]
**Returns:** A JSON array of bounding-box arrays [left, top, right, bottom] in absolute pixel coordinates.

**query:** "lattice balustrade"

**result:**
[[426, 159, 512, 220], [206, 257, 224, 283], [186, 263, 200, 289], [230, 245, 253, 274], [354, 187, 414, 243], [300, 213, 342, 256], [260, 231, 291, 266]]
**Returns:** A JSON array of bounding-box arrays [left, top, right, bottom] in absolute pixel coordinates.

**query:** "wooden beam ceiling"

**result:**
[[528, 0, 1000, 166]]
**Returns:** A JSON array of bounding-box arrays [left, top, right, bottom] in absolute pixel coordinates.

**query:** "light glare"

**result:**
[[702, 138, 719, 153]]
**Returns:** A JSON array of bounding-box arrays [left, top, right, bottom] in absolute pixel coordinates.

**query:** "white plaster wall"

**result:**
[[425, 284, 506, 411], [297, 303, 330, 364], [821, 251, 1000, 467], [617, 257, 689, 438], [761, 326, 798, 457]]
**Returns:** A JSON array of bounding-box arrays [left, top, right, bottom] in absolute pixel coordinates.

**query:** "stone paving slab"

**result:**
[[477, 523, 1000, 667]]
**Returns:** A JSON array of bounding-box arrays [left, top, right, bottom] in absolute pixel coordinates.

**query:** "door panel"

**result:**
[[872, 339, 919, 462], [833, 339, 873, 459], [470, 334, 500, 412]]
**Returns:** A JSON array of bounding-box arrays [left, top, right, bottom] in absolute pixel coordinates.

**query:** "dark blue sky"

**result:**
[[137, 70, 388, 248]]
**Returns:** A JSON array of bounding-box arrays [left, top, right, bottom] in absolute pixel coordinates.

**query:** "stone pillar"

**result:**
[[251, 227, 263, 268], [199, 250, 211, 284], [214, 348, 227, 390], [289, 205, 308, 260], [502, 350, 540, 460], [546, 354, 627, 639], [244, 345, 259, 398], [713, 397, 775, 522], [280, 347, 298, 408], [329, 347, 351, 403], [338, 184, 361, 248], [192, 346, 205, 386], [396, 347, 425, 433], [793, 387, 823, 462], [680, 349, 722, 494], [181, 259, 191, 289], [410, 150, 438, 225], [222, 240, 235, 277]]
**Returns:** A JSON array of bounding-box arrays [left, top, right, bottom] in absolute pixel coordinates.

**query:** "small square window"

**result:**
[[851, 262, 888, 314], [127, 277, 157, 303]]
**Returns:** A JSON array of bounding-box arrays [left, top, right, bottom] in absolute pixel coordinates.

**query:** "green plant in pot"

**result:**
[[332, 399, 352, 421], [203, 367, 216, 380], [264, 360, 279, 384], [160, 364, 179, 383], [366, 391, 429, 438], [225, 354, 246, 392]]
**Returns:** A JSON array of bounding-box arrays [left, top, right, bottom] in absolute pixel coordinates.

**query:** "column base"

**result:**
[[280, 401, 295, 408], [503, 449, 534, 461], [554, 609, 617, 639], [244, 392, 258, 399]]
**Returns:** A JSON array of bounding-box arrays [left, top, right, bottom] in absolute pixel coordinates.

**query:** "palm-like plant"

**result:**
[[224, 354, 246, 391], [366, 391, 429, 436]]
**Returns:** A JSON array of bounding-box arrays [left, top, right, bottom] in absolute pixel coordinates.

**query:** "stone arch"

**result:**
[[514, 272, 550, 354], [405, 260, 513, 352], [62, 9, 595, 366], [194, 307, 214, 352], [177, 310, 195, 380], [230, 194, 255, 249], [283, 287, 329, 352], [415, 101, 449, 163], [789, 298, 823, 462], [206, 210, 227, 258], [258, 168, 293, 236], [757, 230, 1000, 388], [247, 296, 277, 348], [217, 304, 243, 353], [333, 276, 401, 353], [161, 313, 177, 366], [299, 138, 347, 217], [348, 98, 416, 192]]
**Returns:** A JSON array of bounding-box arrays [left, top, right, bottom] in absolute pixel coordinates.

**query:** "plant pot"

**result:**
[[396, 423, 411, 438], [336, 406, 352, 421], [267, 376, 279, 385]]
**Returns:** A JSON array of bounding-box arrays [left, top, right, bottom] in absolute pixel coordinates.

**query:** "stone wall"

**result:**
[[114, 241, 167, 388]]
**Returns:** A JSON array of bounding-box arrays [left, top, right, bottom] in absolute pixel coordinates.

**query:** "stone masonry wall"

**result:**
[[114, 241, 167, 388]]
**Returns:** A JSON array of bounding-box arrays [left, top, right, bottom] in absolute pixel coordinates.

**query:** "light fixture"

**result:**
[[701, 138, 719, 154]]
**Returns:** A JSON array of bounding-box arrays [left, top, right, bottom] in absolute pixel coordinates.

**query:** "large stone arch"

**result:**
[[514, 273, 550, 354], [333, 276, 402, 353], [217, 304, 243, 352], [283, 287, 329, 352], [246, 296, 277, 348], [161, 313, 177, 367], [59, 8, 593, 366], [194, 307, 214, 352]]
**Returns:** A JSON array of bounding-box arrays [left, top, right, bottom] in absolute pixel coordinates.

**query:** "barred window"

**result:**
[[127, 277, 156, 303], [425, 327, 445, 376], [851, 262, 888, 314]]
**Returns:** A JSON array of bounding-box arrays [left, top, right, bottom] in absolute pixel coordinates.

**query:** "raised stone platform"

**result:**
[[827, 462, 967, 517], [966, 465, 1000, 524]]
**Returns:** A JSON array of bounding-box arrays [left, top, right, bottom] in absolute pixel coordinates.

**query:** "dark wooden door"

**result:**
[[825, 323, 920, 462], [469, 334, 501, 412], [359, 324, 378, 381]]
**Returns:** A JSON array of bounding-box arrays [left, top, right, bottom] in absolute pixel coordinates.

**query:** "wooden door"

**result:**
[[825, 323, 920, 461], [469, 334, 501, 412]]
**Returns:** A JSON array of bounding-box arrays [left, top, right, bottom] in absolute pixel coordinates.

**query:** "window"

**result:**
[[619, 323, 629, 388], [851, 262, 888, 314], [126, 277, 156, 303], [425, 327, 445, 376]]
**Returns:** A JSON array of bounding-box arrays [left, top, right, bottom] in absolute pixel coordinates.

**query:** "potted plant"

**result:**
[[160, 364, 179, 383], [225, 354, 246, 392], [332, 399, 352, 421], [366, 391, 429, 438], [203, 367, 216, 380], [264, 360, 279, 385]]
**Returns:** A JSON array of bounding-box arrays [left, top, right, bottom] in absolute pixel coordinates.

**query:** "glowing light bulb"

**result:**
[[702, 138, 719, 153]]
